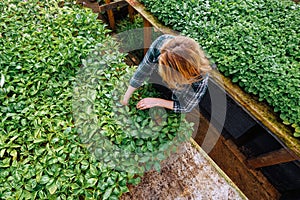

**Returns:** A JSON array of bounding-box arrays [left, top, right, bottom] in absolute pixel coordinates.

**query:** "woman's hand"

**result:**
[[121, 86, 137, 106], [120, 98, 129, 106], [137, 98, 174, 110], [137, 98, 159, 110]]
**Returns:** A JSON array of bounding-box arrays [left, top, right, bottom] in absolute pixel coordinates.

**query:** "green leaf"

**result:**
[[103, 187, 113, 200], [40, 175, 50, 185], [139, 156, 150, 163], [131, 177, 141, 186], [153, 161, 161, 172], [156, 153, 165, 161], [86, 178, 98, 187], [47, 183, 58, 195], [89, 165, 98, 176], [294, 132, 300, 137], [120, 185, 129, 193], [71, 183, 80, 190], [0, 73, 5, 88], [10, 150, 17, 160], [147, 141, 153, 151], [106, 177, 115, 186], [64, 127, 72, 133], [0, 149, 6, 158]]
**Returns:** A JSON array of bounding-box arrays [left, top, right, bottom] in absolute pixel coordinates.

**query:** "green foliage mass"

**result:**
[[0, 0, 193, 198], [73, 40, 193, 175], [140, 0, 300, 137], [115, 14, 162, 58]]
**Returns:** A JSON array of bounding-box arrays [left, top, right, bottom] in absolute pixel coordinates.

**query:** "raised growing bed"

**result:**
[[121, 140, 247, 199], [137, 0, 300, 139], [88, 0, 300, 199], [0, 0, 248, 199], [0, 1, 134, 198]]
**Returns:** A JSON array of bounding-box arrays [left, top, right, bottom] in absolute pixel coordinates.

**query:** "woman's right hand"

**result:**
[[120, 85, 137, 106], [120, 97, 129, 106]]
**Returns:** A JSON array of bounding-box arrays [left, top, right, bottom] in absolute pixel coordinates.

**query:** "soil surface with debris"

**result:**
[[121, 142, 247, 200]]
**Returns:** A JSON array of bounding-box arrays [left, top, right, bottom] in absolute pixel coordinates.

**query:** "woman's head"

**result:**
[[158, 35, 211, 89]]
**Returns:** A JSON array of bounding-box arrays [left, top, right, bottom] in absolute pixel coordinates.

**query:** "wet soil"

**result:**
[[121, 142, 246, 200]]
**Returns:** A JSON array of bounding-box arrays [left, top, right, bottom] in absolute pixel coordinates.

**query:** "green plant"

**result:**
[[73, 40, 193, 174], [0, 0, 126, 199], [0, 0, 193, 198], [140, 0, 300, 137], [115, 14, 162, 58]]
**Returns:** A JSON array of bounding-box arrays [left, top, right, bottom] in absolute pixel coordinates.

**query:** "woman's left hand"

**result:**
[[136, 98, 160, 110]]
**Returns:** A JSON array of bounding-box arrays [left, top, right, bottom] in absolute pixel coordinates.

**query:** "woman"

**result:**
[[121, 34, 212, 113]]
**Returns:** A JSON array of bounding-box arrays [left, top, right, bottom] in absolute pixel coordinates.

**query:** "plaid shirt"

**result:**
[[130, 34, 209, 113]]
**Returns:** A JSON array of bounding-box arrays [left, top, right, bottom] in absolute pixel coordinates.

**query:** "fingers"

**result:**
[[137, 99, 151, 110], [136, 99, 146, 110], [137, 98, 160, 110], [120, 96, 129, 106]]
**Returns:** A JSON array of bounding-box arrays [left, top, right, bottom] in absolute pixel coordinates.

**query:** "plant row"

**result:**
[[0, 0, 193, 199], [140, 0, 300, 137]]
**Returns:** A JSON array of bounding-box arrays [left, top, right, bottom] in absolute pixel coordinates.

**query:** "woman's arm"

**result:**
[[121, 34, 175, 106], [136, 98, 174, 110], [121, 85, 137, 106]]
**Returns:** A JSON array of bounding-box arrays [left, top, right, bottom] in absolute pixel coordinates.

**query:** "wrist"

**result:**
[[157, 98, 174, 110], [124, 86, 137, 100]]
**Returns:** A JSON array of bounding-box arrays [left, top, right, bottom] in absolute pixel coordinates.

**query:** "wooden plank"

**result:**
[[125, 0, 177, 35], [246, 148, 299, 169], [143, 18, 152, 55], [105, 0, 116, 30], [190, 139, 248, 200], [99, 0, 128, 12], [77, 0, 127, 13], [76, 0, 100, 13], [128, 5, 135, 22], [192, 114, 280, 199]]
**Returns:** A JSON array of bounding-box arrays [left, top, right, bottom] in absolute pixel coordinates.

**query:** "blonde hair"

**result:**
[[158, 36, 211, 89]]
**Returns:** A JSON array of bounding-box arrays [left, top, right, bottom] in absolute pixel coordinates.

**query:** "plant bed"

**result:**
[[76, 0, 130, 30], [0, 1, 133, 198], [1, 1, 232, 199], [115, 14, 163, 60], [193, 113, 281, 199], [137, 0, 300, 140], [1, 0, 297, 199], [123, 0, 300, 198]]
